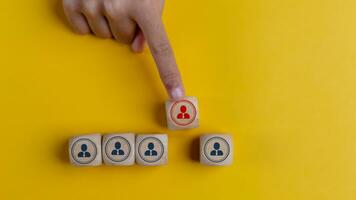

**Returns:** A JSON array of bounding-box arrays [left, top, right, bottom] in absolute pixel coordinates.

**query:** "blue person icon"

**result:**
[[111, 142, 125, 155], [210, 142, 223, 156], [78, 144, 91, 157], [144, 142, 158, 156]]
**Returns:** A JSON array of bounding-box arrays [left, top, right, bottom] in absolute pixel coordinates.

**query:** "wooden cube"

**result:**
[[165, 96, 199, 130], [135, 134, 168, 166], [200, 134, 233, 166], [102, 133, 135, 166], [69, 134, 102, 166]]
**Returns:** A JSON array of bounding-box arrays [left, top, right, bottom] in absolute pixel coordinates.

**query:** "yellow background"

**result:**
[[1, 0, 356, 199]]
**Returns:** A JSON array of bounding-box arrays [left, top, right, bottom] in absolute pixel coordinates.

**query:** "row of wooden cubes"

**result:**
[[69, 133, 233, 166]]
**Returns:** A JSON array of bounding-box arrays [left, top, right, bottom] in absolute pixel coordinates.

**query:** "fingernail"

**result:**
[[170, 87, 184, 100]]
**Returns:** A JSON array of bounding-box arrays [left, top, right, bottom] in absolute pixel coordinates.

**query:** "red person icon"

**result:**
[[177, 105, 190, 119]]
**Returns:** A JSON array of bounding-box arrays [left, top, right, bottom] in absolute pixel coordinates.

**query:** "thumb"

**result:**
[[131, 28, 145, 53]]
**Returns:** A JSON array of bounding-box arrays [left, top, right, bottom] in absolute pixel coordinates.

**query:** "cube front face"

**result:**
[[102, 133, 135, 166], [135, 134, 168, 166], [200, 134, 233, 166], [69, 134, 102, 166], [165, 96, 199, 130]]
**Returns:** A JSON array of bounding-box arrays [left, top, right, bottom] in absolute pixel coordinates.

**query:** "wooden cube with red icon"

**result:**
[[165, 96, 199, 130]]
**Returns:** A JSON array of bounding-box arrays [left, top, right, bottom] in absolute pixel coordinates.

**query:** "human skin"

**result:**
[[62, 0, 185, 99]]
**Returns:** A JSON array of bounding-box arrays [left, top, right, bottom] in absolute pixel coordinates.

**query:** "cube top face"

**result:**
[[102, 133, 135, 165], [136, 134, 168, 166], [165, 96, 199, 130], [200, 134, 233, 166], [69, 134, 102, 166]]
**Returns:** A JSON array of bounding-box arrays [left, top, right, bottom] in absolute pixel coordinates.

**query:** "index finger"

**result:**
[[134, 9, 185, 100]]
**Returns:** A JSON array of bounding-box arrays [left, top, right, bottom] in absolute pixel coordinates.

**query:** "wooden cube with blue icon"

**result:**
[[135, 134, 168, 166], [200, 134, 233, 166], [102, 133, 135, 166], [69, 134, 102, 166]]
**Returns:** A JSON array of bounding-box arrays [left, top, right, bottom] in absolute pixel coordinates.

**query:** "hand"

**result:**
[[63, 0, 185, 99]]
